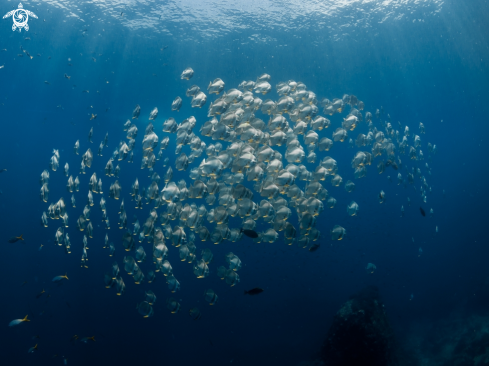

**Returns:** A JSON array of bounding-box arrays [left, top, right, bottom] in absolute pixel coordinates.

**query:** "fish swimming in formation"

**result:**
[[189, 307, 202, 320], [385, 159, 398, 170], [181, 67, 194, 80], [32, 68, 438, 323], [244, 288, 264, 295], [241, 229, 258, 239], [8, 235, 24, 243], [309, 243, 320, 252]]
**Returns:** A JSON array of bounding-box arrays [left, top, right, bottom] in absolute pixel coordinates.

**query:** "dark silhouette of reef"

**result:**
[[407, 312, 489, 365], [321, 286, 399, 366]]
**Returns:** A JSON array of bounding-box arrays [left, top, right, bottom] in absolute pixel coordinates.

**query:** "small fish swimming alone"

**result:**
[[80, 336, 95, 343], [28, 344, 38, 353], [8, 235, 24, 243], [9, 315, 30, 327], [244, 288, 264, 295], [419, 207, 426, 217], [52, 273, 69, 282]]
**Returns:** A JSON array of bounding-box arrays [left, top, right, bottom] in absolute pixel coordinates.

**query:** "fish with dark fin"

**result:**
[[241, 228, 258, 239], [309, 243, 320, 252], [9, 235, 24, 243], [420, 207, 425, 217], [244, 288, 264, 295]]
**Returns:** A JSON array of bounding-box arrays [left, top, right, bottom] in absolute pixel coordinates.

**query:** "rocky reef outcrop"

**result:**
[[321, 286, 397, 366], [409, 313, 489, 365]]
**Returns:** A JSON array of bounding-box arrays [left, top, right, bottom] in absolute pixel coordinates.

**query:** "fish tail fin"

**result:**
[[19, 234, 24, 240], [91, 336, 95, 341], [208, 81, 212, 89], [34, 344, 38, 349], [65, 273, 69, 280], [23, 315, 30, 322]]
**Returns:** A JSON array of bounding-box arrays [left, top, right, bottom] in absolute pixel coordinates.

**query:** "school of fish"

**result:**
[[31, 69, 439, 324]]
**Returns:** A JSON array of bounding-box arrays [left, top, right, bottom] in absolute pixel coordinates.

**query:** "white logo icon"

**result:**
[[3, 3, 37, 32]]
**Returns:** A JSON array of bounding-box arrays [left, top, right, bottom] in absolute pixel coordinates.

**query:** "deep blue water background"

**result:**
[[0, 0, 488, 365]]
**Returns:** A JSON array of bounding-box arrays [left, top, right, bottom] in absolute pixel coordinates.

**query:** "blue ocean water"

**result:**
[[0, 0, 488, 365]]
